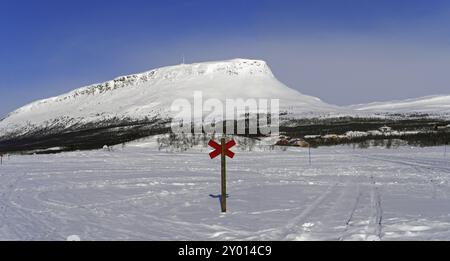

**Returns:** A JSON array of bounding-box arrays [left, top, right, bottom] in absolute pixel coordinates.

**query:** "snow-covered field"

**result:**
[[1, 145, 450, 241]]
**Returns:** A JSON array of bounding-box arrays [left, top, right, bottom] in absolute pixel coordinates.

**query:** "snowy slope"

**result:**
[[0, 59, 339, 138], [350, 95, 450, 114]]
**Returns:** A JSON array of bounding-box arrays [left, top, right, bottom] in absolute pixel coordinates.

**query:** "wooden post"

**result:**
[[209, 137, 235, 213], [0, 154, 2, 165], [221, 137, 227, 213]]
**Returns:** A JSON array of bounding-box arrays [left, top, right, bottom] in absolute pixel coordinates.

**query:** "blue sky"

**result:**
[[1, 0, 450, 117]]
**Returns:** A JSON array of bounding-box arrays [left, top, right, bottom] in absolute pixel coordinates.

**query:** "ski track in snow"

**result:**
[[1, 146, 450, 240]]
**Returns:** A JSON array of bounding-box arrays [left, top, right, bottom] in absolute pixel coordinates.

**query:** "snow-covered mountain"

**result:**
[[2, 58, 448, 153], [350, 95, 450, 114], [0, 59, 340, 139]]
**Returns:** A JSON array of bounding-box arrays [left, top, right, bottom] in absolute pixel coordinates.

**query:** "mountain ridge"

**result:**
[[350, 95, 450, 113], [0, 58, 340, 140]]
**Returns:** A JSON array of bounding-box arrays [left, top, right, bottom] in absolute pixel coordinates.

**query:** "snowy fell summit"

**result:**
[[0, 59, 340, 152]]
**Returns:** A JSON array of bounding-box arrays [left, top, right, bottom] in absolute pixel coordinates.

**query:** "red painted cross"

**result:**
[[208, 139, 236, 159]]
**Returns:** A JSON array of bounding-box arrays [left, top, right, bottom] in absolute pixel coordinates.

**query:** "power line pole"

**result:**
[[445, 142, 448, 158], [308, 145, 311, 165]]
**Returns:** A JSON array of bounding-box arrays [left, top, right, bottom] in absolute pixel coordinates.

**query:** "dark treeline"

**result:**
[[281, 117, 450, 137], [281, 117, 450, 148], [305, 132, 450, 148], [0, 118, 170, 154], [1, 115, 449, 154]]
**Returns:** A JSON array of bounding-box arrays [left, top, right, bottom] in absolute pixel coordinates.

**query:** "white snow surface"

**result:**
[[0, 59, 339, 137], [350, 95, 450, 113], [1, 144, 450, 240]]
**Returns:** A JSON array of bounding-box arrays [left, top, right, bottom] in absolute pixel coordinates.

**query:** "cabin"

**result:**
[[379, 126, 392, 133], [345, 131, 369, 138], [276, 137, 290, 146], [304, 135, 321, 139], [290, 139, 310, 148], [434, 125, 450, 132], [323, 134, 339, 140]]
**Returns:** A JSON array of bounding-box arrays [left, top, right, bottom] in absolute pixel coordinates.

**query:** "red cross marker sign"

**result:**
[[208, 138, 236, 213], [208, 139, 236, 159]]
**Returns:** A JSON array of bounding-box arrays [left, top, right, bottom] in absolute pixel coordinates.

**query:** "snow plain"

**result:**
[[1, 144, 450, 241]]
